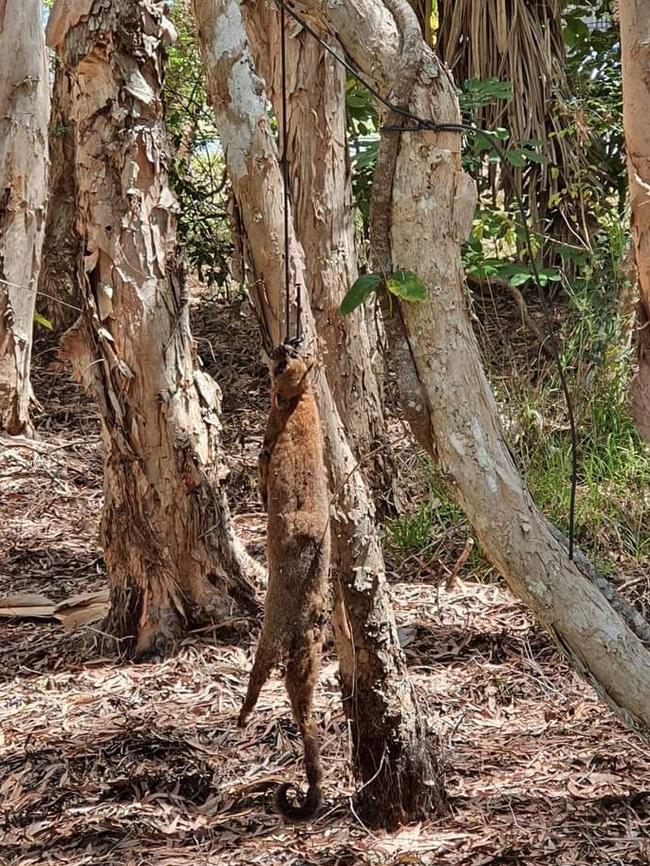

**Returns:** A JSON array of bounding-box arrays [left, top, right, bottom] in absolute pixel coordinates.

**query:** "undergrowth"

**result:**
[[386, 216, 650, 583], [523, 218, 650, 572]]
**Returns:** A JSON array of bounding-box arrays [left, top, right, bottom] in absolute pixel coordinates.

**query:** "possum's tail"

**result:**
[[275, 718, 322, 820]]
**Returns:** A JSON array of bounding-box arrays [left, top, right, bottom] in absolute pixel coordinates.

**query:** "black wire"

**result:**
[[280, 0, 291, 343], [271, 0, 578, 559], [296, 282, 302, 341]]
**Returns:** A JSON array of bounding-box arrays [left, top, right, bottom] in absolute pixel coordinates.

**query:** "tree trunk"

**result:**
[[47, 0, 259, 659], [38, 59, 82, 334], [242, 4, 399, 512], [620, 0, 650, 446], [302, 0, 650, 736], [0, 0, 49, 434], [194, 0, 445, 827]]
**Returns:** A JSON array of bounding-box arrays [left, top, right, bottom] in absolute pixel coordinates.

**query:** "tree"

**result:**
[[37, 59, 82, 335], [193, 0, 445, 827], [0, 0, 49, 434], [620, 0, 650, 446], [242, 7, 399, 511], [46, 0, 259, 658], [301, 0, 650, 734], [408, 0, 434, 43]]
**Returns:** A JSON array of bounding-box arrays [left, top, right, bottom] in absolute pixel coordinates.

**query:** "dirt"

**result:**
[[1, 297, 649, 866]]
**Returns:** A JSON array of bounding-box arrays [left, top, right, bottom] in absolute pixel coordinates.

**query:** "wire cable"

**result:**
[[279, 0, 292, 343]]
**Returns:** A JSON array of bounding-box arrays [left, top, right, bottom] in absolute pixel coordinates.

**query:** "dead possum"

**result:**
[[238, 341, 331, 820]]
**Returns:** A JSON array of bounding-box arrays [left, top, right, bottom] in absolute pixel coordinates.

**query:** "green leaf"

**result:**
[[508, 272, 531, 287], [505, 150, 526, 168], [339, 273, 382, 315], [386, 270, 428, 303], [539, 268, 562, 282], [522, 150, 547, 165], [346, 95, 369, 109], [33, 312, 53, 330]]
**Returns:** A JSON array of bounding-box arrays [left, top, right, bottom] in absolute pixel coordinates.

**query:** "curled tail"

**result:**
[[275, 717, 322, 820]]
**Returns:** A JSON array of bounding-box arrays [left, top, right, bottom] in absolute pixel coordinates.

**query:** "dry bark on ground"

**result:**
[[1, 305, 649, 865]]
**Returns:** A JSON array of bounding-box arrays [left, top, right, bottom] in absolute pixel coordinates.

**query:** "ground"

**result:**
[[1, 295, 649, 866]]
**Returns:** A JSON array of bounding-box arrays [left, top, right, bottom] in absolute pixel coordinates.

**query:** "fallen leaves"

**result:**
[[2, 311, 649, 866]]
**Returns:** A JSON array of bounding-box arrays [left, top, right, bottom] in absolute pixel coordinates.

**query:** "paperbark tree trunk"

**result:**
[[302, 0, 650, 736], [0, 0, 49, 434], [620, 0, 650, 446], [47, 0, 259, 659], [37, 59, 82, 334], [194, 0, 445, 827], [242, 4, 399, 512]]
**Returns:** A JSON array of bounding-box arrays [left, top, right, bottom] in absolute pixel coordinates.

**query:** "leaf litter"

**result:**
[[0, 299, 649, 866]]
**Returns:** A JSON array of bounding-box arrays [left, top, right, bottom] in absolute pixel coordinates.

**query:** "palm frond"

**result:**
[[437, 0, 595, 259]]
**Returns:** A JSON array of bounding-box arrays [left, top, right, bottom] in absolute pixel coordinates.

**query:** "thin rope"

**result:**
[[271, 0, 578, 558], [279, 1, 292, 344], [295, 282, 302, 341]]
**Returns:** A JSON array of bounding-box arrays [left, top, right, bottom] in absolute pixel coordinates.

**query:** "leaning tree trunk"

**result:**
[[620, 0, 650, 446], [37, 59, 82, 335], [242, 5, 399, 512], [194, 0, 445, 828], [302, 0, 650, 735], [47, 0, 259, 659], [0, 0, 49, 434]]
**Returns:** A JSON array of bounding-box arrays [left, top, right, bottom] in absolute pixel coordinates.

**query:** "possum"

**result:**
[[238, 341, 331, 820]]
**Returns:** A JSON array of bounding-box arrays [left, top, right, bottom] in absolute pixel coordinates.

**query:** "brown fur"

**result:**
[[238, 343, 330, 820]]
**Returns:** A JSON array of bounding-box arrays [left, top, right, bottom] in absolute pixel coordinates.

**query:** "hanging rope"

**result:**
[[271, 0, 578, 558], [279, 1, 293, 344]]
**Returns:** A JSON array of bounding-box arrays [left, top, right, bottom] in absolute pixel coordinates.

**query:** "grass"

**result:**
[[386, 454, 464, 551], [385, 457, 492, 578], [521, 228, 650, 571], [385, 220, 650, 583]]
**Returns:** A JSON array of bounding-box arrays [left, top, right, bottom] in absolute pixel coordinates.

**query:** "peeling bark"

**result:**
[[366, 0, 435, 456], [243, 3, 399, 511], [620, 0, 650, 446], [38, 60, 82, 334], [303, 0, 650, 736], [0, 0, 49, 434], [49, 0, 259, 659], [195, 0, 444, 827]]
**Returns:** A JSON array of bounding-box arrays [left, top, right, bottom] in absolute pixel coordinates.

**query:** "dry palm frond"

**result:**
[[437, 0, 594, 259], [408, 0, 434, 44]]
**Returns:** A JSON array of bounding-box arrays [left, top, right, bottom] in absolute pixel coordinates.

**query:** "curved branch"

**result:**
[[302, 0, 650, 735]]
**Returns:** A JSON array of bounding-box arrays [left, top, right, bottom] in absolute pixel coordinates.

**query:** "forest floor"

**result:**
[[1, 291, 649, 866]]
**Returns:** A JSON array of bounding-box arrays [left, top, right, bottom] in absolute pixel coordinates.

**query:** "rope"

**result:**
[[279, 1, 292, 344], [271, 0, 578, 558]]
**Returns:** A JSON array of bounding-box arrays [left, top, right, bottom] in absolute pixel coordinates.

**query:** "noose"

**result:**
[[279, 0, 302, 346]]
